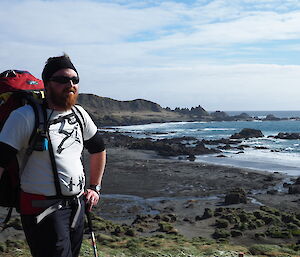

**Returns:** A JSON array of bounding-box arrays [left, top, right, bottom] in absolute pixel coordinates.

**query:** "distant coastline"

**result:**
[[226, 110, 300, 119], [77, 93, 300, 126]]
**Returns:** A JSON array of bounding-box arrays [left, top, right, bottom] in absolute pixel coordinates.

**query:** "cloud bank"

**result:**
[[1, 0, 300, 110]]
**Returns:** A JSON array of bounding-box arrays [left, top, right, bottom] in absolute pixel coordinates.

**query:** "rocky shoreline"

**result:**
[[94, 146, 300, 246]]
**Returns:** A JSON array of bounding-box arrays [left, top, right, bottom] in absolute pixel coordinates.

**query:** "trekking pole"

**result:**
[[85, 207, 99, 257]]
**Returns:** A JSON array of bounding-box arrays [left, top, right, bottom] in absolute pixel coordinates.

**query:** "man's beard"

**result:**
[[47, 86, 78, 111]]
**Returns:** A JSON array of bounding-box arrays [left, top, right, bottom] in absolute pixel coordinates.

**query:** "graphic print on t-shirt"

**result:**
[[77, 176, 84, 190], [55, 114, 81, 154]]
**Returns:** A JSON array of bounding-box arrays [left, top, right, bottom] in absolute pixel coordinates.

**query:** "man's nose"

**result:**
[[65, 80, 74, 87]]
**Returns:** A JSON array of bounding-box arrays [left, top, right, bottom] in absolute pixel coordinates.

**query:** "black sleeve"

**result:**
[[0, 142, 18, 168], [83, 133, 106, 154]]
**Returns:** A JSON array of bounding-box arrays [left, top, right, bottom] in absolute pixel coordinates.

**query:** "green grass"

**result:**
[[2, 207, 300, 256], [1, 233, 300, 257]]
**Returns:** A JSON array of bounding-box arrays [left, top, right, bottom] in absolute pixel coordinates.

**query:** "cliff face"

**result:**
[[77, 94, 191, 126], [78, 94, 163, 113]]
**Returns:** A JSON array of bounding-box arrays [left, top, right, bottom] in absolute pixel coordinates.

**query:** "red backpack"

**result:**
[[0, 70, 45, 223]]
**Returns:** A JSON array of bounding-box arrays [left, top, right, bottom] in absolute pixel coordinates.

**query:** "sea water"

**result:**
[[110, 112, 300, 176]]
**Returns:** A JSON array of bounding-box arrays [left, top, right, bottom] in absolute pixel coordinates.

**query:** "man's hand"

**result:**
[[85, 189, 100, 211]]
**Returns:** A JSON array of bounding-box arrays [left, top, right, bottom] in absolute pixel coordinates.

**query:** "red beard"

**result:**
[[48, 86, 78, 111]]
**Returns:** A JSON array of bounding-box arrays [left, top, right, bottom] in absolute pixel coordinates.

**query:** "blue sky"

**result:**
[[1, 0, 300, 111]]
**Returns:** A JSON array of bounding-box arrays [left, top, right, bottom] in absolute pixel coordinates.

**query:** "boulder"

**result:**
[[200, 208, 214, 220], [224, 188, 247, 205], [230, 128, 264, 139], [187, 154, 196, 161], [288, 178, 300, 194], [289, 185, 300, 194]]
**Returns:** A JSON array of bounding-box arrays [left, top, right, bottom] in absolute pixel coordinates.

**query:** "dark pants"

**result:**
[[21, 198, 85, 257]]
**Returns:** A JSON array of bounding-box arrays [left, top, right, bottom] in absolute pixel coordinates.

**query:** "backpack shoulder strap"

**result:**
[[71, 105, 85, 141], [19, 100, 47, 172]]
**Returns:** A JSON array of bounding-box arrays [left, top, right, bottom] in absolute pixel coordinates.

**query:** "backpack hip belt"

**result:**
[[34, 192, 84, 227]]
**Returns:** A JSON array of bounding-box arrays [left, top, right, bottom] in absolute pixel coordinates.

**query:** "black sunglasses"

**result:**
[[49, 76, 80, 84]]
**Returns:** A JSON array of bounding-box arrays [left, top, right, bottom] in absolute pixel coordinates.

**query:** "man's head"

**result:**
[[42, 54, 79, 111]]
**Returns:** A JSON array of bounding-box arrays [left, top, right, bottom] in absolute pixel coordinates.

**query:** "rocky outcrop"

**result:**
[[202, 138, 242, 145], [129, 137, 220, 156], [232, 113, 253, 120], [101, 132, 220, 157], [173, 105, 209, 118], [274, 133, 300, 140], [210, 111, 230, 121], [78, 94, 163, 113], [224, 188, 247, 205], [288, 177, 300, 194], [263, 114, 281, 121], [230, 128, 264, 139]]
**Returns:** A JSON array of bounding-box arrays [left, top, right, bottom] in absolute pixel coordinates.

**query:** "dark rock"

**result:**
[[275, 132, 300, 140], [295, 177, 300, 185], [174, 105, 209, 117], [271, 149, 280, 152], [267, 189, 278, 195], [210, 111, 230, 121], [128, 137, 220, 157], [230, 128, 264, 139], [217, 154, 227, 158], [195, 215, 202, 221], [288, 178, 300, 194], [202, 138, 242, 145], [232, 113, 252, 120], [163, 206, 175, 212], [187, 154, 196, 161], [289, 185, 300, 194], [231, 230, 243, 237], [200, 208, 214, 220], [183, 217, 194, 224], [263, 114, 281, 121], [264, 175, 275, 182], [224, 188, 247, 205], [217, 144, 233, 150], [125, 228, 136, 237], [254, 146, 268, 150]]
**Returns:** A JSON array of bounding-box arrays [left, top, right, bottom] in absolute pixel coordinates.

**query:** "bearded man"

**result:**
[[0, 54, 106, 257]]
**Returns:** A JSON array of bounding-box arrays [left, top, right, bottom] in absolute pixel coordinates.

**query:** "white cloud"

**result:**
[[82, 63, 300, 110], [1, 0, 300, 110]]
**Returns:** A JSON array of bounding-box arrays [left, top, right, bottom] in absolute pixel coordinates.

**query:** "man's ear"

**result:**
[[44, 82, 49, 91]]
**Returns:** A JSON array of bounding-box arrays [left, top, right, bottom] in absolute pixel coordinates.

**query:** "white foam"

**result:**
[[202, 128, 236, 131]]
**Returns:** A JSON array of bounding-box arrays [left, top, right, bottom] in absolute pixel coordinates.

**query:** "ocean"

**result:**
[[110, 111, 300, 177]]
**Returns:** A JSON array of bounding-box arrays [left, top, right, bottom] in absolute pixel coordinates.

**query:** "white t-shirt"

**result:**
[[0, 104, 97, 196]]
